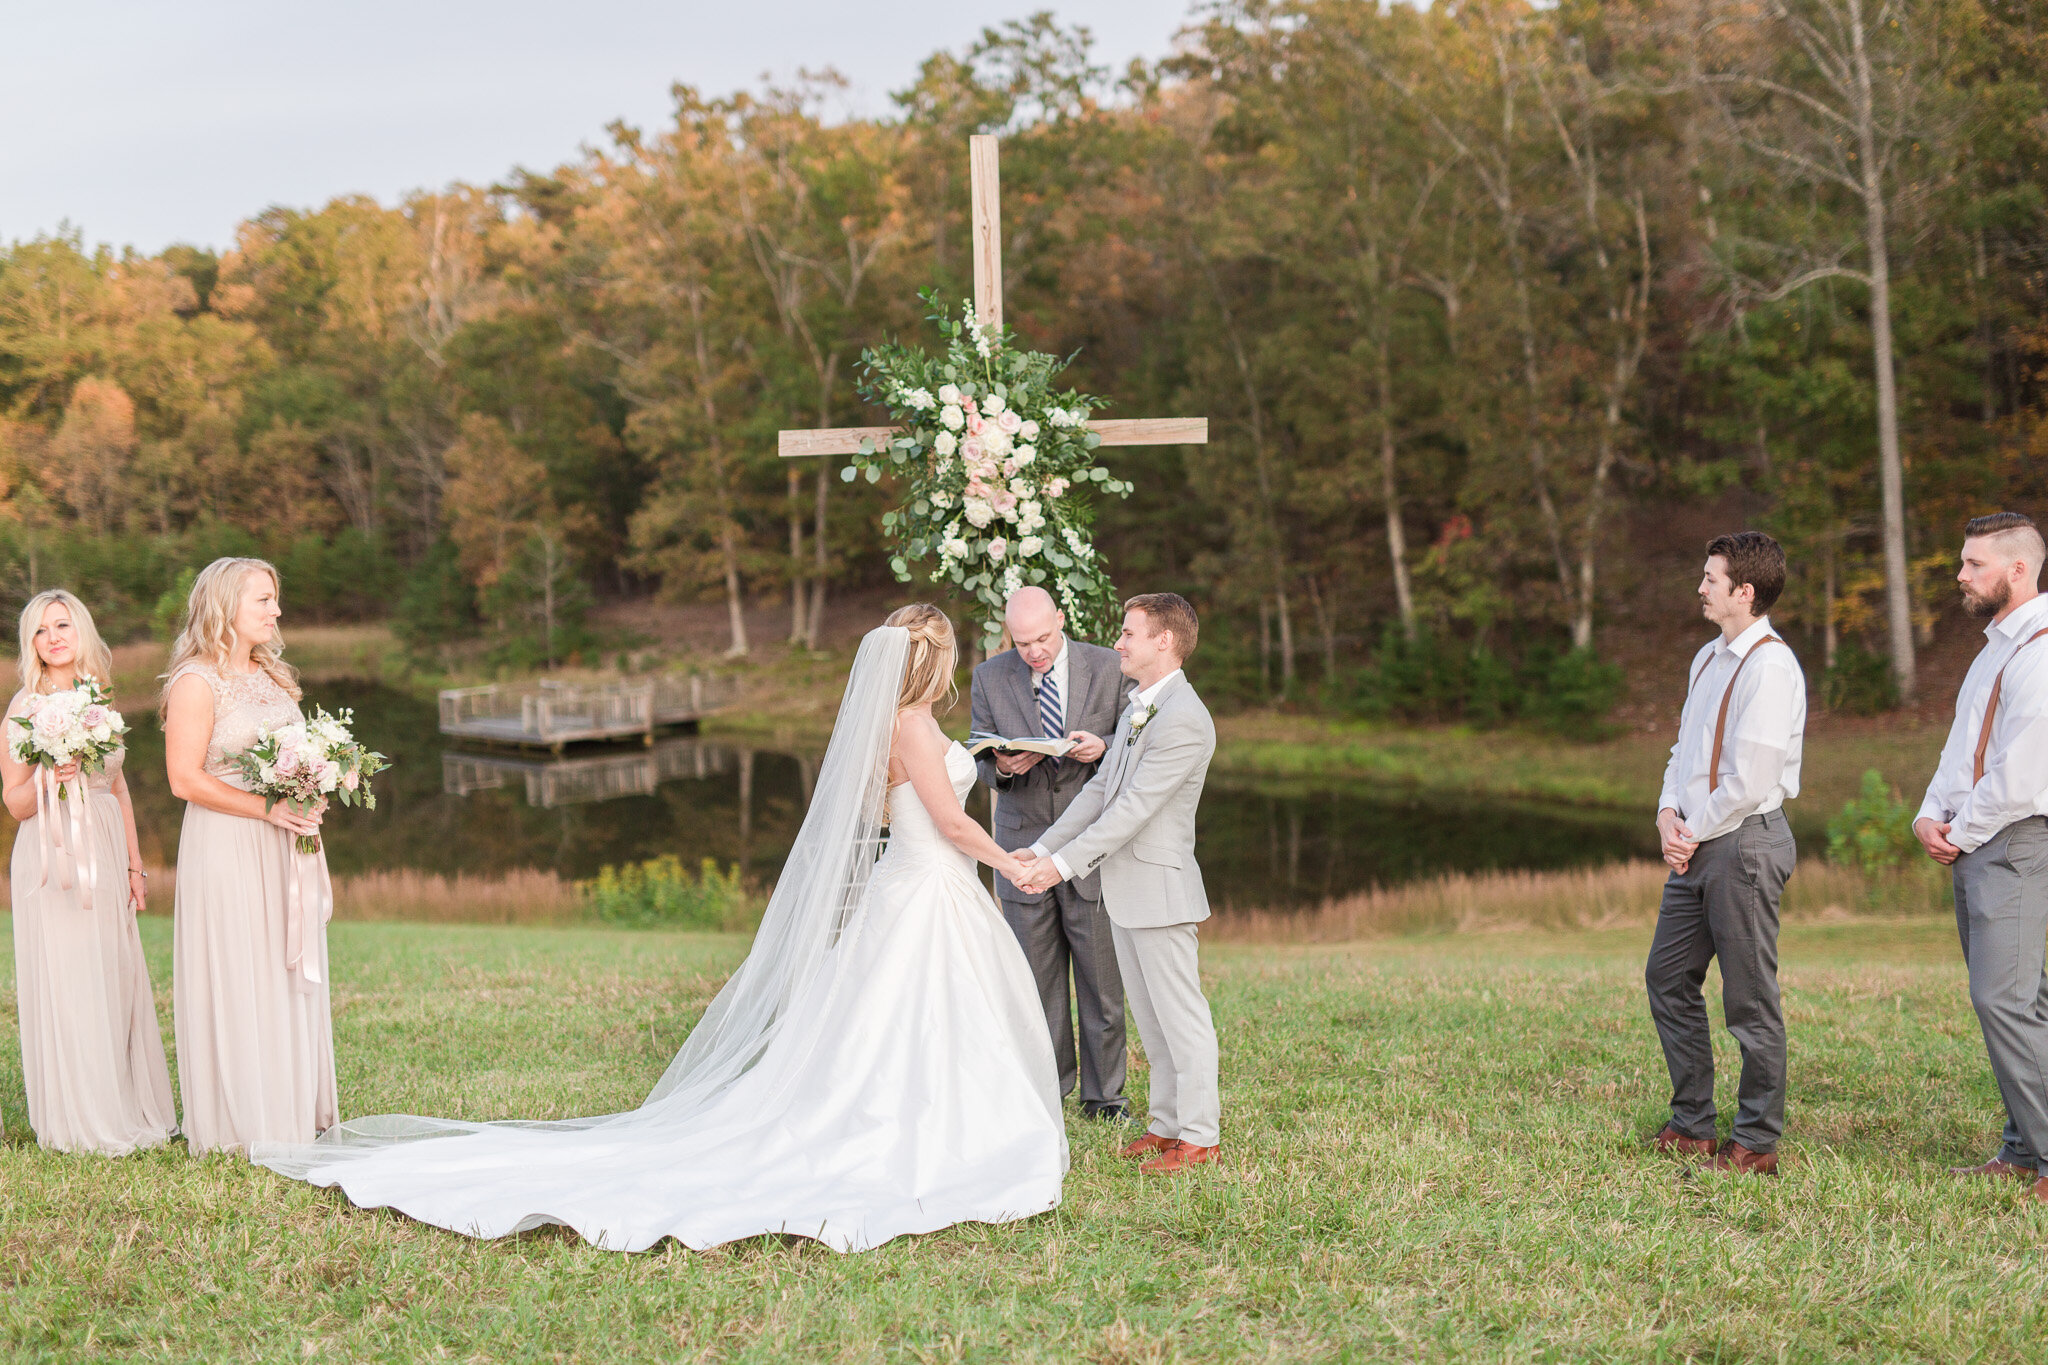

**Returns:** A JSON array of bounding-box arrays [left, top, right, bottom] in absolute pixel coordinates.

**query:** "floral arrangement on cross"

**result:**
[[850, 292, 1134, 649]]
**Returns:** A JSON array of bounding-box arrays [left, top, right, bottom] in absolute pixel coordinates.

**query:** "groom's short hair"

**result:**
[[1125, 593, 1199, 659], [1964, 511, 2045, 583], [1704, 531, 1786, 615]]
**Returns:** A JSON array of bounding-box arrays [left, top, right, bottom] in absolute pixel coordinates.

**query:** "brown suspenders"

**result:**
[[1972, 625, 2048, 785], [1707, 636, 1786, 794]]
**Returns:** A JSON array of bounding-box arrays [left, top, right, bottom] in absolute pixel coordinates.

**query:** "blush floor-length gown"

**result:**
[[170, 661, 338, 1155], [8, 719, 177, 1156], [254, 741, 1067, 1253]]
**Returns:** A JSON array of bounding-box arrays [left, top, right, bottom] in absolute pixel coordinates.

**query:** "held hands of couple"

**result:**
[[1656, 808, 1697, 875], [1008, 847, 1065, 895], [1914, 816, 1962, 866]]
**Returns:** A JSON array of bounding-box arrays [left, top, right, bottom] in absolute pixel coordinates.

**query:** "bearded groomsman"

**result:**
[[1913, 513, 2048, 1198], [972, 586, 1136, 1119], [1646, 531, 1807, 1176]]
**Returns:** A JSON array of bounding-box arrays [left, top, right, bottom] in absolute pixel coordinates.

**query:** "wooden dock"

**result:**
[[437, 673, 738, 750], [441, 737, 741, 808]]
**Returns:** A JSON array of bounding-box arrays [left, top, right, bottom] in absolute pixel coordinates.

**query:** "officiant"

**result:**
[[972, 587, 1136, 1120]]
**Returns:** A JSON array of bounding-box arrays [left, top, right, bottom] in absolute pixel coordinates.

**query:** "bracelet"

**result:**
[[128, 867, 148, 878]]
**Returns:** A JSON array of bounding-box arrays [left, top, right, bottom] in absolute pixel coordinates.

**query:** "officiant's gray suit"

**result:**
[[1035, 673, 1220, 1148], [972, 641, 1134, 1110]]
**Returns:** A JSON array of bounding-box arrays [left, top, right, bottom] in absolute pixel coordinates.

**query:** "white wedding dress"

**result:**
[[253, 629, 1066, 1253]]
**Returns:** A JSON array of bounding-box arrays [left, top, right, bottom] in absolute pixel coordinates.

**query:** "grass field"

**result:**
[[6, 910, 2048, 1363]]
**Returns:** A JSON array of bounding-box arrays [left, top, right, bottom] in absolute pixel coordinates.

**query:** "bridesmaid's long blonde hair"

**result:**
[[16, 589, 114, 696], [160, 557, 301, 719]]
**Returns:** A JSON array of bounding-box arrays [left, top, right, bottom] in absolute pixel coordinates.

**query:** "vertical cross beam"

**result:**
[[969, 133, 1003, 334]]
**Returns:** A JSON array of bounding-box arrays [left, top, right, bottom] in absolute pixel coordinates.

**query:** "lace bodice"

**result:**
[[5, 688, 126, 795], [170, 662, 304, 788], [881, 742, 976, 865]]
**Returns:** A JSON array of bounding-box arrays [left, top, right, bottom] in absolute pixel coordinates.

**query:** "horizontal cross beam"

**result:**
[[778, 417, 1207, 459]]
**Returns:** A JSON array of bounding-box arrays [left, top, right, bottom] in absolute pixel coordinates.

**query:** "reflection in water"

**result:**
[[81, 681, 1659, 912]]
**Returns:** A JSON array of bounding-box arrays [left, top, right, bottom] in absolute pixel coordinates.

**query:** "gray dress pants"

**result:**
[[1953, 816, 2048, 1172], [1644, 810, 1797, 1153], [1000, 880, 1126, 1108]]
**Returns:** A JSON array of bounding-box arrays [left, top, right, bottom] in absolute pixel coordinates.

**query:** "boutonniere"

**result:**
[[1124, 702, 1159, 747]]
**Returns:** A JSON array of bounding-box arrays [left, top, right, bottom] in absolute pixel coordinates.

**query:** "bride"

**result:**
[[252, 605, 1067, 1252]]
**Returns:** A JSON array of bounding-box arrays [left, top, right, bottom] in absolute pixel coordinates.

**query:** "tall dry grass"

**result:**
[[1207, 858, 1955, 944], [329, 867, 580, 924]]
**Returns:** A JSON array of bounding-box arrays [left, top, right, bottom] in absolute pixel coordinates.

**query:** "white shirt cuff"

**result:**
[[1029, 842, 1049, 859], [1050, 852, 1075, 881]]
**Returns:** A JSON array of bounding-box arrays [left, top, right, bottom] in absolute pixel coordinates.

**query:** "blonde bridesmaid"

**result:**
[[3, 590, 176, 1155], [163, 557, 336, 1155]]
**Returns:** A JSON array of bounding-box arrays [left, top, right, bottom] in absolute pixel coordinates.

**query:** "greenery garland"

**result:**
[[851, 292, 1133, 648]]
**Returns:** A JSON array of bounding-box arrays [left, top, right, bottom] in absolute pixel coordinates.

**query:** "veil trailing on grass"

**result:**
[[251, 625, 908, 1175]]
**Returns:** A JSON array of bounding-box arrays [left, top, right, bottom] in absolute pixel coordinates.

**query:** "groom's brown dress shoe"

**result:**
[[2031, 1177, 2048, 1203], [1121, 1133, 1176, 1159], [1652, 1125, 1717, 1158], [1142, 1141, 1219, 1175], [1951, 1158, 2036, 1180], [1705, 1140, 1778, 1176]]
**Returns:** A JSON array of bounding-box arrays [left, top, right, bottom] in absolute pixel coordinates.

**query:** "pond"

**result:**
[[85, 682, 1659, 912]]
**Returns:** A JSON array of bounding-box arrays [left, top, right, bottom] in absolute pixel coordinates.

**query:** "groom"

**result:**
[[1014, 593, 1221, 1174]]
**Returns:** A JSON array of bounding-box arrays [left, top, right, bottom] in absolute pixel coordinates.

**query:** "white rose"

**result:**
[[1021, 419, 1040, 440], [1013, 444, 1036, 466], [941, 536, 970, 559], [1019, 535, 1044, 557], [907, 388, 935, 411], [1008, 477, 1032, 499], [963, 498, 995, 529], [938, 383, 961, 405], [930, 490, 953, 510], [987, 537, 1008, 561], [933, 430, 958, 456], [982, 393, 1006, 415], [940, 405, 964, 431]]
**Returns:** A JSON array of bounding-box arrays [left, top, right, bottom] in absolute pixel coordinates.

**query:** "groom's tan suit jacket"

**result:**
[[1037, 675, 1213, 929]]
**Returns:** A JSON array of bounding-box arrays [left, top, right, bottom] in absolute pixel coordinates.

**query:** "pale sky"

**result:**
[[0, 0, 1198, 256]]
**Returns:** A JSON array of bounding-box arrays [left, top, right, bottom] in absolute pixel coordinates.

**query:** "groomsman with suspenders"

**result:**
[[1647, 531, 1808, 1175], [1913, 513, 2048, 1197]]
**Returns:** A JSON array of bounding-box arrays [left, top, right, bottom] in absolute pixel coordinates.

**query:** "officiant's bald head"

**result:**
[[1004, 587, 1066, 672]]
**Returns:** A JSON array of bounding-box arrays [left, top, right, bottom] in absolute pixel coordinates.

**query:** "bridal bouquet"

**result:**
[[851, 292, 1132, 648], [227, 706, 390, 854], [10, 678, 127, 799]]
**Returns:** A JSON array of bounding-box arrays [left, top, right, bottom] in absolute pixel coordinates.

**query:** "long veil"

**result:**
[[252, 625, 910, 1176]]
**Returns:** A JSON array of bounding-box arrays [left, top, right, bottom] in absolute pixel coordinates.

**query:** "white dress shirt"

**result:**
[[1917, 591, 2048, 853], [1036, 668, 1182, 881], [1657, 617, 1807, 843], [1029, 639, 1072, 735]]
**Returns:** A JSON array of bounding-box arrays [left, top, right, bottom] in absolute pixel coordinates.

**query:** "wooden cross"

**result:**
[[776, 134, 1209, 460]]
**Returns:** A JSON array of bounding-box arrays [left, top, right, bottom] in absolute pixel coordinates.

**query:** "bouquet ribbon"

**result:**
[[284, 840, 334, 996], [32, 765, 96, 908]]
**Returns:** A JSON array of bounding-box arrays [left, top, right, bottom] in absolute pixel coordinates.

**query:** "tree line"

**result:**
[[1, 0, 2043, 713]]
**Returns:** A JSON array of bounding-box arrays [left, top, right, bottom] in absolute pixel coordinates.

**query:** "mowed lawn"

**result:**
[[5, 914, 2048, 1363]]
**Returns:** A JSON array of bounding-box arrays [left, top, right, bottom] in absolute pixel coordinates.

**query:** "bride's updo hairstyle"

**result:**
[[884, 604, 958, 712], [17, 590, 115, 697], [160, 557, 302, 719]]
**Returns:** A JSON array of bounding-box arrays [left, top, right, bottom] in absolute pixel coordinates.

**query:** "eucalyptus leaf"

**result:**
[[840, 465, 857, 483]]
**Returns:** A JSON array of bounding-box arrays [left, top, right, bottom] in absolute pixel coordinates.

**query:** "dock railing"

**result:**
[[438, 672, 739, 749]]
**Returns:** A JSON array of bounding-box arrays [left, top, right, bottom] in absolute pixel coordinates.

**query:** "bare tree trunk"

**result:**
[[1823, 534, 1839, 669], [787, 469, 806, 643], [1374, 344, 1418, 641], [1849, 0, 1916, 701], [806, 462, 828, 650], [1258, 599, 1273, 697], [1305, 573, 1338, 681]]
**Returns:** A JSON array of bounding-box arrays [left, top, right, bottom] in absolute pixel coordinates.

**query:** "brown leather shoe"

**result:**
[[1142, 1141, 1220, 1174], [1951, 1158, 2037, 1180], [2031, 1177, 2048, 1203], [1120, 1132, 1176, 1159], [1652, 1125, 1717, 1158], [1706, 1140, 1779, 1176]]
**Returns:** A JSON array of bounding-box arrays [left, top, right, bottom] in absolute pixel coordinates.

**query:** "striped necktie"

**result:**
[[1038, 669, 1063, 741]]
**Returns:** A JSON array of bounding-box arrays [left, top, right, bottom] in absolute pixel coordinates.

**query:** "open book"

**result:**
[[964, 733, 1077, 759]]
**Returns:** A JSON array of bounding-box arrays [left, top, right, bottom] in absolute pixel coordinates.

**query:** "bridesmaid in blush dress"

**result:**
[[162, 557, 336, 1156], [4, 590, 176, 1155]]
